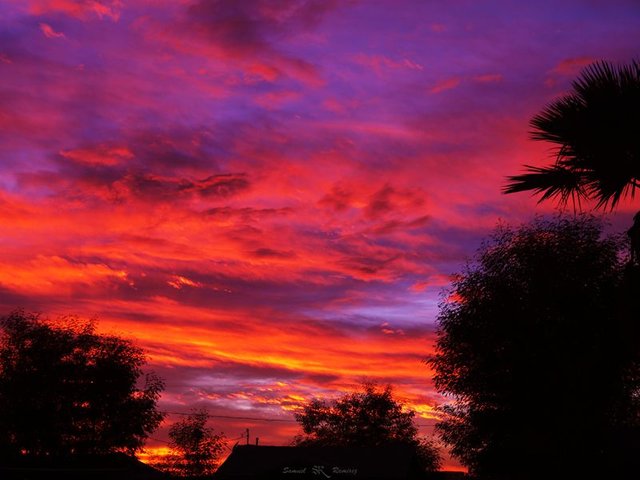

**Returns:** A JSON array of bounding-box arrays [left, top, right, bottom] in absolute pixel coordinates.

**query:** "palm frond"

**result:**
[[530, 95, 583, 145], [584, 172, 640, 210], [505, 59, 640, 210], [503, 165, 587, 207]]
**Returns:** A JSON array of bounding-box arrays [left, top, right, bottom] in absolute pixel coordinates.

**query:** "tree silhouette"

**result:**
[[429, 216, 640, 479], [0, 310, 165, 458], [165, 409, 226, 478], [504, 60, 640, 210], [294, 383, 441, 472]]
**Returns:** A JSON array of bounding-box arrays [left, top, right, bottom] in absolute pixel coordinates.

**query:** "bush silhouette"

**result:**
[[430, 216, 640, 479], [294, 383, 441, 472], [0, 310, 164, 457]]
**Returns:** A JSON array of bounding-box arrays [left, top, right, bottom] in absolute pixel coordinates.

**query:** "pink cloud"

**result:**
[[429, 76, 461, 94], [255, 90, 301, 109], [39, 22, 66, 38], [353, 54, 424, 76], [409, 274, 453, 293], [473, 73, 503, 83]]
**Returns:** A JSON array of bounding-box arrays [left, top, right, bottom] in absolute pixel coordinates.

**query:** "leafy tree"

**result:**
[[0, 310, 165, 457], [430, 216, 640, 479], [504, 60, 640, 210], [166, 409, 226, 477], [294, 383, 441, 472]]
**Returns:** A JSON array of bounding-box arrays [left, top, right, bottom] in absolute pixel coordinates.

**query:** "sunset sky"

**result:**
[[1, 0, 639, 469]]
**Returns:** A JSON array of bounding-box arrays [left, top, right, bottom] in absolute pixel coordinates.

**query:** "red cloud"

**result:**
[[28, 0, 122, 20], [60, 145, 133, 166], [551, 56, 594, 76]]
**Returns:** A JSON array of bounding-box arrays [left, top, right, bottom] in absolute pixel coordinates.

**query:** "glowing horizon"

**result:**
[[1, 0, 639, 470]]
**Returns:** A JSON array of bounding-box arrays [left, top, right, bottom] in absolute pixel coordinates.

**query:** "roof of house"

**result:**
[[214, 445, 429, 480]]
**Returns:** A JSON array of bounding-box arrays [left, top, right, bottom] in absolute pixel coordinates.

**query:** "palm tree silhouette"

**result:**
[[504, 60, 640, 262], [504, 60, 640, 210], [502, 64, 640, 470]]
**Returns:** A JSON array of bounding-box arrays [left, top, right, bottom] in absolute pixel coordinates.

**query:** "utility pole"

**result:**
[[246, 428, 250, 445]]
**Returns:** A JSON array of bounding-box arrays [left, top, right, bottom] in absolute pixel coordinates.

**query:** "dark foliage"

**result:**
[[161, 409, 225, 478], [293, 383, 441, 472], [0, 310, 165, 457], [504, 60, 640, 210], [0, 453, 168, 480], [429, 216, 640, 479]]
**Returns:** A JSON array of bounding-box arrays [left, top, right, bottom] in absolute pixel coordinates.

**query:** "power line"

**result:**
[[146, 433, 247, 450], [161, 411, 297, 423], [148, 436, 170, 445], [159, 410, 439, 427]]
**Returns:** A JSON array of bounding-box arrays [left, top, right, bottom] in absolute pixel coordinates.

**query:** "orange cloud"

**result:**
[[0, 255, 129, 295], [168, 275, 202, 290]]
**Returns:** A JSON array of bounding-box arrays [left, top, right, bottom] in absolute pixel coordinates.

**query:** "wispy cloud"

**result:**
[[39, 22, 65, 38]]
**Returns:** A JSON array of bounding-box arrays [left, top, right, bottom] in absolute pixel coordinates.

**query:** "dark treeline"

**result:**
[[0, 312, 440, 478]]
